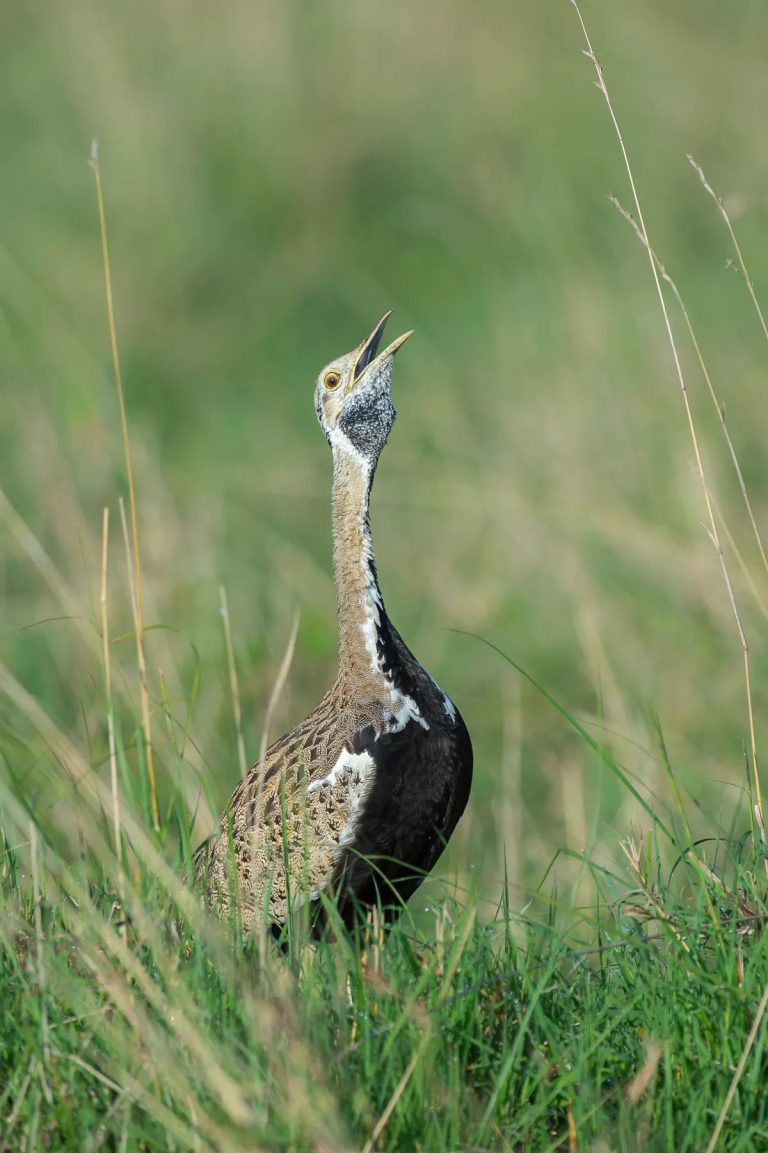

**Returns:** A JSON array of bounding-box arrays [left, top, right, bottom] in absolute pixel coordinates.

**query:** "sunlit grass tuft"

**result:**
[[2, 740, 767, 1150]]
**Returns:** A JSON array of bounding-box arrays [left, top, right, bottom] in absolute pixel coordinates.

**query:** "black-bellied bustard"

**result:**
[[195, 313, 472, 935]]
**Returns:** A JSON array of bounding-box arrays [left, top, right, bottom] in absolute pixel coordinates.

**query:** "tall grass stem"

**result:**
[[100, 505, 124, 899], [89, 140, 159, 831], [571, 0, 764, 864], [219, 586, 248, 780]]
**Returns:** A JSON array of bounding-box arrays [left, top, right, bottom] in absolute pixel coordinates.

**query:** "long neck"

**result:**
[[331, 444, 388, 688]]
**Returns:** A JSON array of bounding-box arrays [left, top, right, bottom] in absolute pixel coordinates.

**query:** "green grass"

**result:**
[[3, 0, 768, 1147], [2, 756, 767, 1150]]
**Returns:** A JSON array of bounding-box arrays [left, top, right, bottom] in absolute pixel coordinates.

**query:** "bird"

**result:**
[[194, 312, 473, 937]]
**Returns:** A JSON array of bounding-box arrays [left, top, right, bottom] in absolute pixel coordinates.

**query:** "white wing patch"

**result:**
[[307, 746, 376, 900], [307, 747, 375, 847]]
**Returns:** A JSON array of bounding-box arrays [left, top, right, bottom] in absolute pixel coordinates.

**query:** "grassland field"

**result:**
[[2, 2, 768, 1149]]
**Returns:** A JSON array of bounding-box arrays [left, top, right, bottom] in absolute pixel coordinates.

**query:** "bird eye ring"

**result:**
[[323, 370, 341, 391]]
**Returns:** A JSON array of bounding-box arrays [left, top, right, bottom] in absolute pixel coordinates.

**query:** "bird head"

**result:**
[[315, 312, 411, 467]]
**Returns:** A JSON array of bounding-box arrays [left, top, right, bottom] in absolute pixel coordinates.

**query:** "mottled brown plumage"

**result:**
[[195, 313, 472, 935]]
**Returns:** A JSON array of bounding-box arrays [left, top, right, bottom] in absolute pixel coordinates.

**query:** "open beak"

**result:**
[[353, 311, 412, 382]]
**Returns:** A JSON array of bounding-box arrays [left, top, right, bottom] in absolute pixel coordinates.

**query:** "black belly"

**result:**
[[329, 708, 473, 928]]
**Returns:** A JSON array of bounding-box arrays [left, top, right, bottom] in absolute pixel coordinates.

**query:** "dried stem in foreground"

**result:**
[[219, 585, 248, 781], [100, 506, 124, 901], [89, 140, 159, 832], [610, 194, 768, 592], [570, 0, 764, 856], [688, 155, 768, 347]]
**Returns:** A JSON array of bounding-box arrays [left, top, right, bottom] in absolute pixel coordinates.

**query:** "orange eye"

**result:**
[[323, 370, 341, 390]]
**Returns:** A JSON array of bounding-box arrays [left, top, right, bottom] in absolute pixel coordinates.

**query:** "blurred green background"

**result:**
[[3, 0, 768, 902]]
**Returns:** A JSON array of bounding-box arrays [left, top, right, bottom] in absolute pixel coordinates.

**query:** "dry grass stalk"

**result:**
[[571, 0, 765, 869], [79, 947, 248, 1153], [219, 585, 248, 780], [705, 976, 768, 1153], [29, 821, 52, 1098], [251, 607, 301, 850], [362, 907, 477, 1153], [3, 1056, 36, 1141], [361, 1026, 433, 1153], [620, 836, 691, 954], [688, 156, 768, 346], [566, 1100, 578, 1152], [89, 140, 159, 832], [610, 194, 768, 594], [100, 505, 124, 901], [610, 198, 768, 860], [0, 484, 98, 656], [0, 658, 208, 933], [257, 607, 301, 767], [81, 903, 255, 1127], [624, 1038, 662, 1106]]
